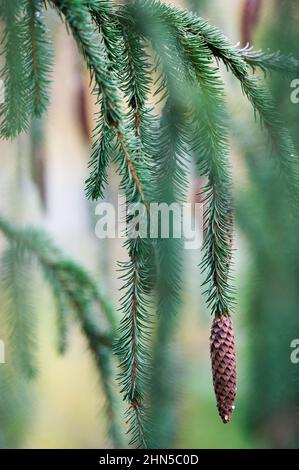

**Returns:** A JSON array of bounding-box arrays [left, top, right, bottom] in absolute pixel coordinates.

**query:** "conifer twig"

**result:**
[[26, 0, 53, 116]]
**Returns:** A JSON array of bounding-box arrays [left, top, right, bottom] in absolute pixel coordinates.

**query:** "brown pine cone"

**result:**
[[210, 315, 237, 423]]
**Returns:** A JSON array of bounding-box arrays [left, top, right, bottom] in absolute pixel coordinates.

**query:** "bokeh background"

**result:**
[[1, 0, 299, 449]]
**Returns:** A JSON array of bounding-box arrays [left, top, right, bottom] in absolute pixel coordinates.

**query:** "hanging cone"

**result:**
[[210, 314, 237, 423]]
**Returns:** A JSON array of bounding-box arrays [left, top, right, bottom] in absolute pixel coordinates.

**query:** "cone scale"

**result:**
[[210, 314, 237, 423]]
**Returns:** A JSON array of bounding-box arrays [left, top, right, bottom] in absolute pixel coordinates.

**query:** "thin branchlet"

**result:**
[[92, 3, 156, 448], [26, 0, 53, 116]]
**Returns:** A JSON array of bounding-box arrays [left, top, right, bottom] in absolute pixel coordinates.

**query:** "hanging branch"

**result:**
[[106, 0, 232, 430], [51, 0, 156, 446], [0, 0, 53, 137], [178, 36, 234, 318], [90, 3, 156, 448], [0, 215, 122, 448], [115, 235, 154, 448], [126, 13, 189, 437], [25, 0, 53, 117], [116, 0, 299, 76], [122, 8, 192, 447], [0, 0, 31, 138], [85, 4, 121, 201], [121, 0, 236, 423], [178, 32, 236, 421]]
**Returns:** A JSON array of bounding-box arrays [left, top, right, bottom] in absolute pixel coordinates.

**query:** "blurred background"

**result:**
[[0, 0, 299, 449]]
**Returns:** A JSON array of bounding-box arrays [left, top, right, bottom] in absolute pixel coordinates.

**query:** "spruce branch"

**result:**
[[0, 0, 53, 137], [179, 35, 235, 317], [52, 0, 156, 446], [238, 46, 299, 76], [26, 0, 53, 117], [90, 2, 158, 447], [120, 1, 236, 426], [0, 0, 31, 138], [123, 1, 234, 317], [117, 0, 299, 75], [115, 236, 153, 448], [0, 215, 122, 448]]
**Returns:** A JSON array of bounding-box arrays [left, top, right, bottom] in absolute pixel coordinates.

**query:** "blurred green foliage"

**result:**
[[238, 0, 299, 448]]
